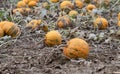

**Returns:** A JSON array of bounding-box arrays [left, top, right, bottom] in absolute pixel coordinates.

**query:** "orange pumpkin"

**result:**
[[60, 1, 73, 10], [28, 0, 39, 2], [118, 21, 120, 27], [68, 10, 78, 18], [22, 0, 29, 4], [42, 2, 50, 9], [13, 8, 31, 14], [28, 1, 37, 7], [63, 38, 89, 59], [26, 20, 41, 30], [57, 15, 71, 28], [26, 20, 49, 32], [86, 4, 96, 12], [94, 17, 108, 29], [50, 0, 59, 3], [13, 8, 24, 14], [0, 21, 21, 38], [74, 0, 83, 8], [45, 30, 62, 46], [39, 23, 49, 32], [0, 27, 4, 37], [17, 1, 26, 8]]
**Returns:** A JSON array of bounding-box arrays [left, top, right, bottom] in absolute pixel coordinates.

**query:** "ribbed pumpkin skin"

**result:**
[[63, 38, 89, 59], [0, 27, 4, 37], [6, 25, 21, 38], [45, 30, 62, 46], [94, 17, 108, 29], [57, 16, 71, 28], [0, 21, 21, 38]]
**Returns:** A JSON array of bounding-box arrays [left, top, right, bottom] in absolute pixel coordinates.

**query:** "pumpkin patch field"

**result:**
[[0, 0, 120, 74]]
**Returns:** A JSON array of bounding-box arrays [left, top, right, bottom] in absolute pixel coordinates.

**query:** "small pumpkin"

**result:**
[[68, 10, 78, 18], [118, 21, 120, 27], [28, 1, 37, 7], [13, 8, 31, 14], [94, 17, 108, 30], [57, 15, 71, 28], [50, 0, 59, 3], [26, 20, 49, 32], [0, 21, 21, 38], [13, 8, 24, 14], [45, 30, 62, 46], [0, 27, 4, 37], [86, 4, 96, 12], [42, 2, 50, 9], [39, 22, 49, 32], [63, 38, 89, 59], [60, 1, 73, 10], [26, 20, 41, 30], [25, 8, 32, 12], [74, 0, 83, 8], [118, 12, 120, 21], [17, 1, 26, 8]]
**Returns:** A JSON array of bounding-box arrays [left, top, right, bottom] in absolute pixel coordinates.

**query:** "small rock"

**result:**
[[88, 33, 97, 40], [116, 30, 120, 36], [104, 37, 112, 43]]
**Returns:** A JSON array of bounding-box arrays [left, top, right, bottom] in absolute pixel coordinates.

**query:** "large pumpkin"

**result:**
[[0, 21, 21, 38], [0, 27, 4, 37], [63, 38, 89, 59], [45, 30, 62, 46], [94, 17, 108, 29]]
